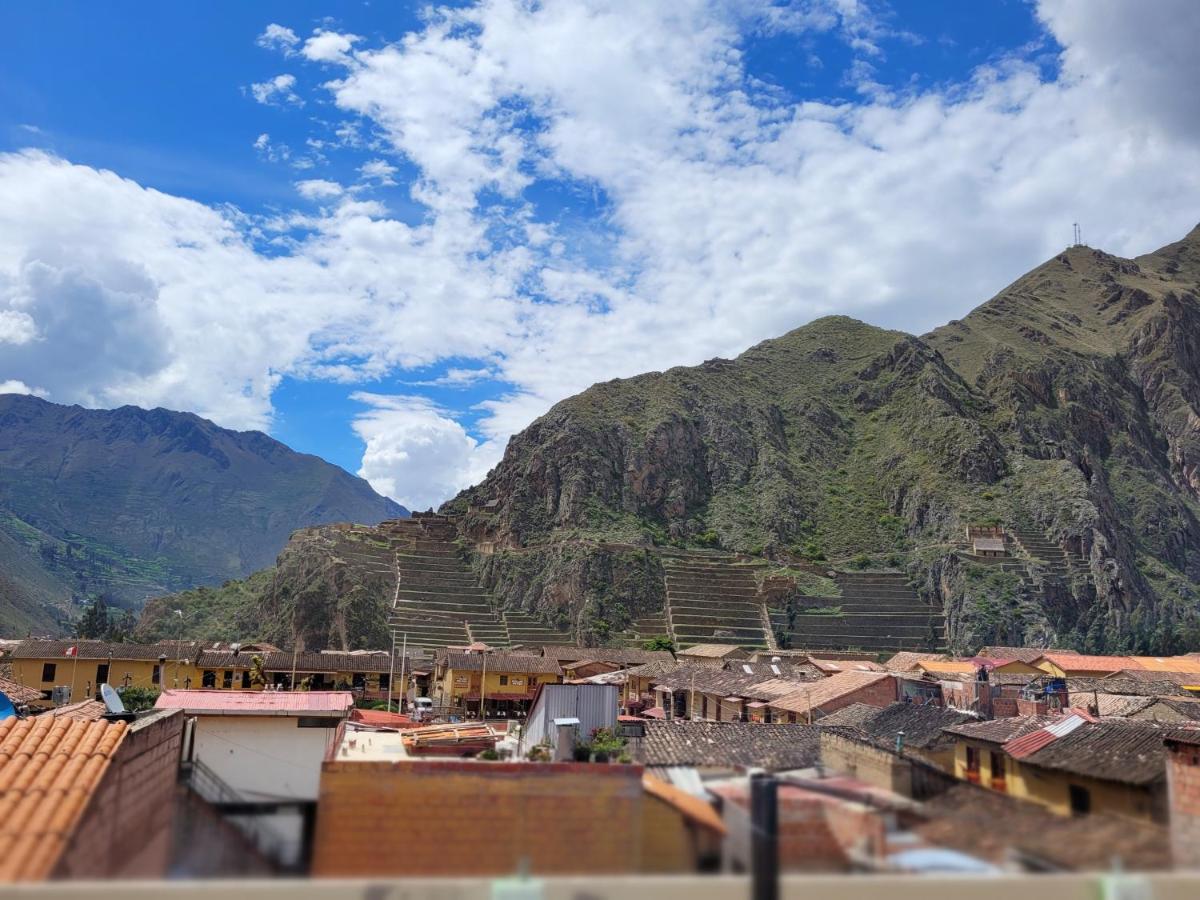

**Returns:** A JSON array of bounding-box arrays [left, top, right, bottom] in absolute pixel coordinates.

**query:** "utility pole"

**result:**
[[397, 632, 408, 714], [479, 651, 487, 722], [387, 636, 396, 712], [750, 773, 779, 900]]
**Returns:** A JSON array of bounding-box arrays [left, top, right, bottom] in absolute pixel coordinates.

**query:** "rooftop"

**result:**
[[0, 676, 45, 706], [977, 646, 1068, 664], [943, 715, 1057, 746], [677, 644, 744, 659], [768, 671, 894, 717], [883, 652, 948, 673], [441, 652, 563, 675], [11, 639, 202, 662], [1012, 719, 1195, 786], [539, 646, 674, 666], [852, 703, 977, 751], [915, 784, 1170, 871], [154, 689, 354, 716], [637, 720, 820, 771], [0, 715, 127, 881]]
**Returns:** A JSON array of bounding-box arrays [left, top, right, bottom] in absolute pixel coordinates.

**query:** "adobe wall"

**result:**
[[311, 760, 647, 877]]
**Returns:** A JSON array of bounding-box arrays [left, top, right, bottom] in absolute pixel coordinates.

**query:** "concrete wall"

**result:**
[[312, 760, 651, 876], [55, 710, 184, 880], [820, 731, 911, 796]]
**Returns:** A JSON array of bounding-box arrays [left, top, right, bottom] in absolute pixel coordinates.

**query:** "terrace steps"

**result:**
[[785, 572, 945, 653], [663, 556, 771, 649]]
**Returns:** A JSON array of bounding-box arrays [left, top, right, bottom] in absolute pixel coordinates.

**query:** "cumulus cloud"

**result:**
[[295, 179, 344, 200], [359, 158, 398, 185], [350, 393, 501, 510], [4, 0, 1200, 507], [302, 29, 361, 63], [0, 379, 47, 397], [249, 73, 303, 106], [257, 23, 300, 54]]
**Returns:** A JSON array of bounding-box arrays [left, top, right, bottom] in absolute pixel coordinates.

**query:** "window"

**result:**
[[499, 675, 509, 686], [151, 665, 161, 685], [990, 752, 1006, 792], [1069, 784, 1091, 817], [352, 672, 366, 689], [378, 673, 390, 690], [965, 746, 981, 784], [297, 717, 338, 728], [41, 663, 57, 683], [95, 664, 109, 685], [202, 670, 216, 688], [241, 670, 251, 689], [222, 670, 233, 689]]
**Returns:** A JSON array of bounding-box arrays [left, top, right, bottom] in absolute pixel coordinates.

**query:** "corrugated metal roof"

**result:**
[[154, 689, 354, 716], [520, 683, 618, 752], [1004, 712, 1087, 759]]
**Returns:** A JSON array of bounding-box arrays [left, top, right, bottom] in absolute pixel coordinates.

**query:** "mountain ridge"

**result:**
[[0, 394, 406, 634]]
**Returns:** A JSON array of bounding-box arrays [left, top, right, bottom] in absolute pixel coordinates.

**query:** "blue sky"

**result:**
[[0, 1, 1197, 508]]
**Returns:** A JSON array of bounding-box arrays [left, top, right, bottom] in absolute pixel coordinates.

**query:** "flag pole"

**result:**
[[69, 649, 80, 705]]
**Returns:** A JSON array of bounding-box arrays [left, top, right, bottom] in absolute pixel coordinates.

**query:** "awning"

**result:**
[[722, 696, 745, 703], [463, 693, 534, 701]]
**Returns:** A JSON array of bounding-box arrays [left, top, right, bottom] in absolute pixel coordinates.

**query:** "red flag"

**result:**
[[63, 646, 78, 657]]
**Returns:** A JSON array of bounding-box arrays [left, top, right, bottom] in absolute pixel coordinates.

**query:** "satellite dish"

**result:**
[[0, 691, 15, 721], [100, 683, 125, 715]]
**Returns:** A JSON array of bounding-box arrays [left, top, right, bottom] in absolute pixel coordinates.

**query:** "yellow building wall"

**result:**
[[441, 668, 560, 701], [952, 739, 1159, 822], [9, 656, 200, 704]]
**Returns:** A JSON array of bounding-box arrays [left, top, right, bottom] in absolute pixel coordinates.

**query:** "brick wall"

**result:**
[[820, 730, 911, 796], [1167, 742, 1200, 868], [55, 710, 184, 880], [311, 760, 649, 877]]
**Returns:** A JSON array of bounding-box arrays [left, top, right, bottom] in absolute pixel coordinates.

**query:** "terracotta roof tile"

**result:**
[[0, 677, 44, 706], [767, 671, 894, 716], [638, 720, 820, 770], [47, 700, 107, 721], [0, 716, 127, 881], [11, 639, 201, 662], [442, 652, 562, 675]]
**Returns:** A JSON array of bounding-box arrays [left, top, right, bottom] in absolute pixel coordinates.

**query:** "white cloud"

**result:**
[[359, 158, 398, 185], [350, 393, 501, 509], [4, 1, 1200, 507], [249, 73, 303, 107], [0, 379, 47, 397], [295, 179, 344, 200], [257, 23, 300, 54], [302, 29, 361, 64]]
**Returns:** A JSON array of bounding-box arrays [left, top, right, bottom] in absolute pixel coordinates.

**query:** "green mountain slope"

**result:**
[[147, 224, 1200, 654], [0, 396, 406, 635]]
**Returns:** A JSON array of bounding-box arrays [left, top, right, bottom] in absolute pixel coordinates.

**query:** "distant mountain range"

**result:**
[[0, 395, 405, 635]]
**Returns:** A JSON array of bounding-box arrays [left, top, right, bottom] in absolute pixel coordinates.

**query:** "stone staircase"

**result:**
[[504, 610, 571, 647], [1009, 527, 1088, 582], [385, 515, 572, 653], [387, 516, 507, 652], [786, 572, 946, 653], [663, 555, 771, 650]]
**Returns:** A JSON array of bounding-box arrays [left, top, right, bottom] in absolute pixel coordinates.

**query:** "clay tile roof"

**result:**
[[642, 774, 726, 835], [638, 720, 820, 770], [977, 646, 1069, 664], [1036, 653, 1135, 673], [441, 652, 562, 675], [768, 671, 894, 717], [915, 660, 978, 676], [884, 652, 948, 673], [48, 700, 107, 722], [1126, 656, 1200, 675], [154, 689, 355, 716], [0, 677, 44, 706], [1013, 720, 1187, 785], [11, 639, 202, 662], [943, 715, 1057, 745], [539, 646, 674, 666], [810, 702, 883, 729], [677, 644, 743, 658], [854, 703, 978, 751], [0, 716, 128, 881], [915, 783, 1170, 871]]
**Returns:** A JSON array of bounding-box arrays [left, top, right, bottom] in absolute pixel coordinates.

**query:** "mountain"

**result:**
[[146, 224, 1200, 655], [0, 395, 406, 635]]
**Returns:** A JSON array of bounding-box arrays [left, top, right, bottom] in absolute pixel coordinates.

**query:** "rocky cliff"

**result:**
[[449, 225, 1200, 653]]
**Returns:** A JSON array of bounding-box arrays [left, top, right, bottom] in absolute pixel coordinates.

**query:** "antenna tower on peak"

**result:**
[[1072, 222, 1082, 247]]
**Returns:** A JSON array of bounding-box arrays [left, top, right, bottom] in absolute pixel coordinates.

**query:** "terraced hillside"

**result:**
[[662, 554, 772, 650], [784, 573, 946, 653], [387, 515, 571, 653]]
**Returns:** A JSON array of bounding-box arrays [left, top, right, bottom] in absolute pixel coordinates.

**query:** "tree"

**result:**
[[75, 594, 111, 639], [642, 635, 675, 652], [117, 686, 160, 712]]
